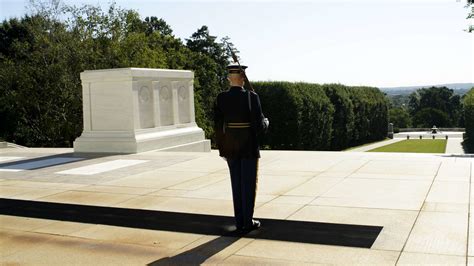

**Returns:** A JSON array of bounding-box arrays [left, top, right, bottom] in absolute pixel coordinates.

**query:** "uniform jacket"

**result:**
[[214, 86, 267, 159]]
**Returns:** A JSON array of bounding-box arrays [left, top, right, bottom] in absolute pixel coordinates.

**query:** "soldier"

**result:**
[[214, 63, 269, 232]]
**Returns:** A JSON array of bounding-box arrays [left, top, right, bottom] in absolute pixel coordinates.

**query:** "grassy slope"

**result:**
[[368, 140, 447, 153]]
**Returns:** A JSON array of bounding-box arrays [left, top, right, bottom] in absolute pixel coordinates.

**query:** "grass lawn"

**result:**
[[368, 139, 447, 153]]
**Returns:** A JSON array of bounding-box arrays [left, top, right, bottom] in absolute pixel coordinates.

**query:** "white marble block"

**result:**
[[73, 68, 211, 153]]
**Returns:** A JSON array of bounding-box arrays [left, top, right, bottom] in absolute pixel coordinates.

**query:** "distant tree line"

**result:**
[[254, 82, 389, 151], [0, 2, 233, 147], [464, 88, 474, 152], [388, 86, 469, 131]]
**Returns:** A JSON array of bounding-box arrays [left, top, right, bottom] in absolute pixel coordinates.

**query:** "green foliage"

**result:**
[[253, 82, 388, 150], [412, 108, 452, 128], [0, 15, 83, 146], [467, 0, 473, 32], [323, 84, 354, 150], [349, 86, 389, 145], [387, 94, 410, 109], [296, 84, 334, 150], [408, 87, 462, 127], [185, 26, 231, 140], [389, 107, 412, 129], [253, 82, 334, 150], [0, 1, 231, 147], [464, 88, 474, 151]]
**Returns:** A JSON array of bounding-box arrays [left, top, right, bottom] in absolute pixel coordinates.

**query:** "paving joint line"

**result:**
[[174, 234, 210, 252], [281, 160, 372, 221], [308, 159, 371, 208], [225, 253, 315, 264], [263, 172, 323, 206], [466, 161, 472, 266], [394, 161, 443, 265], [220, 238, 256, 262], [159, 168, 227, 192], [25, 189, 75, 202], [305, 203, 420, 212], [372, 248, 467, 258], [280, 197, 317, 220]]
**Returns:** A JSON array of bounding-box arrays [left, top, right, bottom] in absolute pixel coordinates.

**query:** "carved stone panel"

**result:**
[[138, 85, 154, 129], [159, 84, 173, 126], [178, 84, 191, 123]]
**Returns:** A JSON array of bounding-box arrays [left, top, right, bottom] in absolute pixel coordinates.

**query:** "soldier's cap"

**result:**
[[227, 63, 247, 74]]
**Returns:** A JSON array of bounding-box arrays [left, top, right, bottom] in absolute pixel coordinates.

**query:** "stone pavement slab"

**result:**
[[436, 161, 471, 181], [404, 211, 468, 256], [222, 254, 318, 265], [234, 239, 400, 264], [425, 181, 469, 205], [397, 252, 466, 265], [0, 148, 473, 264], [0, 229, 172, 265], [284, 176, 344, 197], [69, 224, 203, 250]]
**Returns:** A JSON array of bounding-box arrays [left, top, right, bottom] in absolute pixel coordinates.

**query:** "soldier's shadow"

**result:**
[[147, 235, 240, 266]]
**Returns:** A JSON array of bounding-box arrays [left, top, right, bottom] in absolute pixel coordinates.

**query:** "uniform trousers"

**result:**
[[226, 158, 259, 229]]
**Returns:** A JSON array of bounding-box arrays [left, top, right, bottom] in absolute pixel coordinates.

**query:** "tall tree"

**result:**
[[389, 108, 412, 129], [467, 0, 473, 33], [185, 26, 232, 139], [0, 14, 83, 146], [408, 87, 462, 127], [464, 88, 474, 151]]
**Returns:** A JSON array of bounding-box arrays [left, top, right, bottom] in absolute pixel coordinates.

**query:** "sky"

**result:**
[[1, 0, 473, 88]]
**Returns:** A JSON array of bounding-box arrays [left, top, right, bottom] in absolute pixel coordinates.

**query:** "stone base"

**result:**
[[158, 140, 210, 152], [73, 126, 211, 154]]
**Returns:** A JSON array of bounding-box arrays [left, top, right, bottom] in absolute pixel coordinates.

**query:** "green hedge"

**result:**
[[253, 82, 388, 150], [252, 82, 334, 150], [350, 86, 389, 145], [464, 88, 474, 150], [323, 84, 355, 150]]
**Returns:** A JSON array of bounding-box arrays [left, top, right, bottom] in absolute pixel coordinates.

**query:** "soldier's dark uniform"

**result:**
[[214, 64, 268, 231]]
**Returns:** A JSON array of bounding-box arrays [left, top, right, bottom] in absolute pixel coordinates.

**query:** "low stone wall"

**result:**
[[395, 131, 465, 139], [399, 128, 465, 132]]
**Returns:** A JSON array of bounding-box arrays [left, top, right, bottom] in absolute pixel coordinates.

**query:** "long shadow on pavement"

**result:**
[[0, 198, 382, 248]]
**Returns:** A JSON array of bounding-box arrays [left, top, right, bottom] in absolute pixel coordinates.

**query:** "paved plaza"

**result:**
[[0, 147, 473, 265]]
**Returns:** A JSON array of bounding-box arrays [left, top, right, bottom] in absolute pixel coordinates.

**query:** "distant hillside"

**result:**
[[381, 83, 473, 96]]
